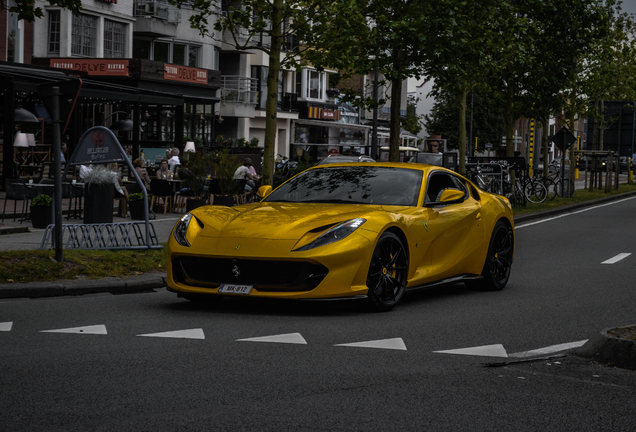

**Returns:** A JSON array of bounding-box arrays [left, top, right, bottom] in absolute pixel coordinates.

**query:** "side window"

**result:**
[[426, 172, 467, 204]]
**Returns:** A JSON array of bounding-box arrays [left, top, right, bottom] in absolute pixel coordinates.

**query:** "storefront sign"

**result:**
[[164, 64, 208, 84], [70, 127, 126, 165], [50, 59, 129, 76], [308, 106, 341, 121]]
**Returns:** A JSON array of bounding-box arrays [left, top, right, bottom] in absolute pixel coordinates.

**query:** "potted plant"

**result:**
[[181, 150, 214, 211], [128, 192, 149, 220], [82, 165, 117, 224], [30, 194, 52, 229], [212, 149, 241, 206]]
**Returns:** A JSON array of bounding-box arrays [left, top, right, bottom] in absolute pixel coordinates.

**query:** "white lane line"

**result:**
[[0, 321, 13, 331], [335, 338, 407, 351], [508, 340, 588, 358], [236, 332, 307, 344], [137, 328, 205, 339], [602, 253, 632, 264], [40, 324, 107, 335], [433, 344, 508, 358], [515, 196, 636, 229]]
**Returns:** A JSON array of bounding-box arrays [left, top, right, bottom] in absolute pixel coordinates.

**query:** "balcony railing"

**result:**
[[134, 0, 181, 23], [220, 76, 258, 104]]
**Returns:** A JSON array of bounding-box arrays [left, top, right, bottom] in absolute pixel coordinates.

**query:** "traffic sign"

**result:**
[[549, 127, 576, 151]]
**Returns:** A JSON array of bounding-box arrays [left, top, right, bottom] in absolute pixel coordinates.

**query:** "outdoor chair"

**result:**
[[149, 178, 173, 214], [67, 183, 84, 220], [2, 179, 28, 222]]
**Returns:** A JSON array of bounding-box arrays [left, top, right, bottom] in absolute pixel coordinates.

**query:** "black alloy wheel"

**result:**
[[366, 231, 408, 312], [468, 220, 514, 291]]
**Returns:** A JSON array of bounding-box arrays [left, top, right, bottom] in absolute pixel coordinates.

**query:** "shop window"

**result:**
[[154, 41, 170, 63], [48, 10, 61, 55], [72, 13, 98, 57], [104, 20, 126, 58]]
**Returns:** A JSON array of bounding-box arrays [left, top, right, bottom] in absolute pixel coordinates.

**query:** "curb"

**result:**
[[576, 326, 636, 371], [0, 226, 30, 235], [513, 190, 636, 224], [0, 273, 167, 300]]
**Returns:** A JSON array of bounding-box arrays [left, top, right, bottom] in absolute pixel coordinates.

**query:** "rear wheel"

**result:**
[[366, 232, 408, 312], [467, 221, 513, 291]]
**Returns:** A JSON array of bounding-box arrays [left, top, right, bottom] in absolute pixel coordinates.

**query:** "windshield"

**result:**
[[264, 166, 423, 206]]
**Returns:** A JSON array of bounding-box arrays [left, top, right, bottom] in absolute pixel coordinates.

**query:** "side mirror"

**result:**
[[425, 188, 465, 207], [256, 185, 273, 201]]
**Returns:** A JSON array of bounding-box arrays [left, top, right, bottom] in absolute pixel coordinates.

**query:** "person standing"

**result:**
[[168, 148, 181, 173]]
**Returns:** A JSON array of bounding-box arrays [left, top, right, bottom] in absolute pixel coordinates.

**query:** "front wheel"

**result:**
[[366, 232, 408, 312], [467, 220, 514, 291]]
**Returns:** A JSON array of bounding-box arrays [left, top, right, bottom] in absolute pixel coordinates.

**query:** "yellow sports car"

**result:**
[[167, 163, 514, 311]]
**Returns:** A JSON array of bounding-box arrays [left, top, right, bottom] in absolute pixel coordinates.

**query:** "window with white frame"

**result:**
[[306, 69, 324, 100], [104, 20, 126, 58], [48, 10, 61, 55], [189, 46, 200, 67], [72, 13, 98, 57]]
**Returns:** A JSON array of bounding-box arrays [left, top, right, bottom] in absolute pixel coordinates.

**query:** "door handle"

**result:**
[[476, 213, 482, 220]]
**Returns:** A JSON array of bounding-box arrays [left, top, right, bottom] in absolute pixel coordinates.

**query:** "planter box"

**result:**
[[129, 200, 148, 220], [84, 183, 115, 224], [186, 198, 207, 212], [212, 195, 235, 207], [30, 206, 52, 229]]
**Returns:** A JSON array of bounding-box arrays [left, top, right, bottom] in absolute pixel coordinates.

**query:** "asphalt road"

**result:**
[[2, 196, 636, 431]]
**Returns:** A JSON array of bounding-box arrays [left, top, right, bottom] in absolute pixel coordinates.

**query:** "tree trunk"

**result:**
[[542, 116, 549, 185], [389, 77, 402, 162], [458, 86, 468, 175], [262, 0, 284, 187]]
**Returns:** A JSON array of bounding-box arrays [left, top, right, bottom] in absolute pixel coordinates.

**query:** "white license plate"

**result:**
[[219, 284, 253, 295]]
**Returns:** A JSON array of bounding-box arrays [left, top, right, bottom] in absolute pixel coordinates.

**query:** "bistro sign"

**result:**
[[50, 59, 129, 76], [164, 64, 208, 84]]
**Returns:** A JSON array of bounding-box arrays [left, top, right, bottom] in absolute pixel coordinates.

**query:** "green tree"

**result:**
[[306, 0, 437, 162], [423, 87, 505, 154], [402, 96, 422, 136], [2, 0, 82, 21]]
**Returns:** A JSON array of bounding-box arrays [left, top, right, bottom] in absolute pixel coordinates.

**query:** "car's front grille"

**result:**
[[172, 256, 329, 292]]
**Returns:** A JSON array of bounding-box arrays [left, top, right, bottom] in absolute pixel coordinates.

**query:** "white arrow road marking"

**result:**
[[0, 322, 13, 332], [40, 324, 107, 335], [236, 332, 307, 344], [508, 340, 589, 358], [334, 338, 407, 351], [137, 328, 205, 339], [601, 253, 632, 264], [433, 344, 509, 358]]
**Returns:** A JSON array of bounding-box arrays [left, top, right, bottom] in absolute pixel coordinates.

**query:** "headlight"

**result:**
[[173, 213, 194, 247], [293, 218, 366, 251]]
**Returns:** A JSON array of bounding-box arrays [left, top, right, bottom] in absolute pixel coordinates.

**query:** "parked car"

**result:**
[[316, 154, 375, 165], [409, 152, 443, 167]]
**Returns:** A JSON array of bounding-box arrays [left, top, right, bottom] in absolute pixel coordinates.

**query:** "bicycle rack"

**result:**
[[39, 222, 162, 250]]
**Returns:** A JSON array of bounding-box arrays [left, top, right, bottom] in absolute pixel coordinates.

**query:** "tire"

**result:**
[[524, 180, 547, 204], [366, 231, 408, 312], [466, 220, 513, 291]]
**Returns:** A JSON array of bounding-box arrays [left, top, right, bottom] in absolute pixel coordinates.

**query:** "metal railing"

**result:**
[[220, 76, 258, 104], [134, 0, 181, 23]]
